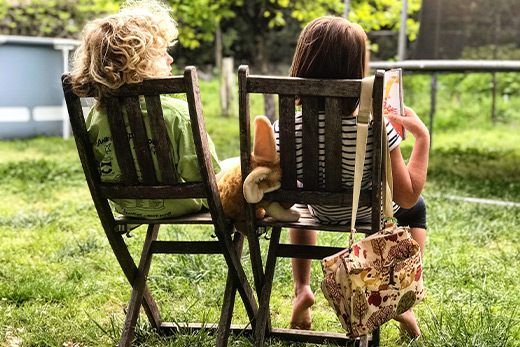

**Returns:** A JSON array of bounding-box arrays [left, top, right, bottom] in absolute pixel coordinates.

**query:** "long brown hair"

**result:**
[[290, 16, 367, 115]]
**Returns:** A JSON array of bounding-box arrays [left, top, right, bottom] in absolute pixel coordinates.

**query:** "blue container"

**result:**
[[0, 35, 79, 139]]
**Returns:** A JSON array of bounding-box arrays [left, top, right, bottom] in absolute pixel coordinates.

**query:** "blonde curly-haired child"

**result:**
[[69, 0, 221, 219]]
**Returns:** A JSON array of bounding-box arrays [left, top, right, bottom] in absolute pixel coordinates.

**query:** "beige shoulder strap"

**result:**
[[350, 76, 393, 247]]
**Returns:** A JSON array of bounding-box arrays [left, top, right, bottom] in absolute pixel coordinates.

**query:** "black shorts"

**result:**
[[394, 195, 427, 230]]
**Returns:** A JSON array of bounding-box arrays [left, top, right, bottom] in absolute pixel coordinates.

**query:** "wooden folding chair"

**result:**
[[238, 65, 386, 346], [62, 66, 258, 347]]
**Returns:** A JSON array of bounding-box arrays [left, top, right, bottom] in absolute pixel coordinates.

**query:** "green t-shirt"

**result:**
[[86, 96, 221, 219]]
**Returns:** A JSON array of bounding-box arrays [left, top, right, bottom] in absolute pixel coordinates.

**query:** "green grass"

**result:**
[[1, 76, 520, 346]]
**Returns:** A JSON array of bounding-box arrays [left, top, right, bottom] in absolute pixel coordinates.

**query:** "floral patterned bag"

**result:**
[[320, 76, 426, 338], [321, 222, 425, 337]]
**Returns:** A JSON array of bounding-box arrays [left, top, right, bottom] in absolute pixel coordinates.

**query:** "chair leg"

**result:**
[[214, 224, 258, 327], [246, 226, 272, 333], [119, 224, 159, 347], [103, 224, 162, 329], [216, 232, 245, 347], [371, 327, 380, 347], [246, 226, 265, 293], [254, 227, 282, 347]]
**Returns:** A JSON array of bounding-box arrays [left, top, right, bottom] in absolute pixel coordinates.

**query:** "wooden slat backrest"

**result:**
[[239, 65, 386, 231], [278, 95, 297, 189], [145, 95, 178, 184], [300, 96, 320, 191], [62, 67, 221, 224]]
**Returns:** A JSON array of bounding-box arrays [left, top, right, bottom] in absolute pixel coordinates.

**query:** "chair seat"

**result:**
[[257, 204, 373, 233], [115, 210, 232, 225]]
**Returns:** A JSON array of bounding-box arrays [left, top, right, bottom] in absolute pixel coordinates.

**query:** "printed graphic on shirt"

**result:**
[[100, 159, 113, 175], [118, 199, 165, 211]]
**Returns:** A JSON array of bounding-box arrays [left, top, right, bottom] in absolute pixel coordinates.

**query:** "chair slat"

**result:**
[[111, 76, 187, 96], [99, 182, 207, 199], [145, 95, 179, 184], [105, 96, 139, 185], [278, 95, 297, 189], [124, 96, 158, 185], [247, 76, 361, 97], [301, 96, 319, 191], [371, 70, 385, 230], [184, 67, 222, 213], [324, 97, 343, 192]]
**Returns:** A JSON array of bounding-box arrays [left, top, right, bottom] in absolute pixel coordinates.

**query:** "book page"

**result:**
[[383, 68, 407, 140]]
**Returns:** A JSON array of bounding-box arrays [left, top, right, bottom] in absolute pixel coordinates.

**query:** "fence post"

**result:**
[[220, 57, 235, 118], [491, 72, 497, 125], [429, 73, 437, 146]]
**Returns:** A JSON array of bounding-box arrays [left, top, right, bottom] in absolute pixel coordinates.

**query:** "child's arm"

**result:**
[[387, 106, 430, 208]]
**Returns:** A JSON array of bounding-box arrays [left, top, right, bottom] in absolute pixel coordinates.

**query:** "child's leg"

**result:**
[[393, 196, 427, 337], [289, 228, 317, 330], [409, 227, 426, 259]]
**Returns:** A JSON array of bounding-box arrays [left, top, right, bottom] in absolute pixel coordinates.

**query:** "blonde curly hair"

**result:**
[[69, 0, 178, 102]]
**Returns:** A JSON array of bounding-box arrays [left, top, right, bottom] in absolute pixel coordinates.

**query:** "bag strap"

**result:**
[[350, 76, 394, 248]]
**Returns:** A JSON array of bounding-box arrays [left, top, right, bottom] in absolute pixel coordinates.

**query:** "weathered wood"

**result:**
[[257, 204, 372, 233], [301, 96, 320, 190], [123, 96, 158, 185], [99, 183, 206, 199], [216, 232, 245, 347], [239, 65, 266, 303], [186, 65, 259, 326], [119, 224, 159, 347], [62, 76, 162, 329], [278, 95, 297, 189], [254, 227, 282, 346], [105, 96, 140, 185], [111, 76, 186, 96], [324, 97, 344, 191], [63, 67, 258, 347], [247, 75, 361, 97], [263, 188, 371, 206], [114, 210, 216, 225], [238, 66, 385, 346], [145, 95, 178, 184], [371, 70, 385, 231]]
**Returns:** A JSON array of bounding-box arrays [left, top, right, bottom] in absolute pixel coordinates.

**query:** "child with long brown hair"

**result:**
[[273, 16, 429, 337], [69, 0, 221, 219]]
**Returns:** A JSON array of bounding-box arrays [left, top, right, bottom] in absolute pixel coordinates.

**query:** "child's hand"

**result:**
[[387, 106, 429, 141]]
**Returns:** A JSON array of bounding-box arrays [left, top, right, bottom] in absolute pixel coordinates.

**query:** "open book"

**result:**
[[383, 68, 407, 140]]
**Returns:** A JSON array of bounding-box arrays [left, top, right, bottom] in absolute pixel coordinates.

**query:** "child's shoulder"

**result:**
[[160, 96, 189, 111], [159, 96, 190, 119]]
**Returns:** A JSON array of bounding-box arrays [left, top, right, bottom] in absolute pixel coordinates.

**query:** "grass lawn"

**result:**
[[1, 76, 520, 346]]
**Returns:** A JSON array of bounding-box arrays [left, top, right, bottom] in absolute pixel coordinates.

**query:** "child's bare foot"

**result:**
[[394, 308, 421, 338], [290, 285, 315, 330]]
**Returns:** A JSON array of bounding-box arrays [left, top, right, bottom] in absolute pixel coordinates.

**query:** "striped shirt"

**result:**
[[273, 111, 401, 224]]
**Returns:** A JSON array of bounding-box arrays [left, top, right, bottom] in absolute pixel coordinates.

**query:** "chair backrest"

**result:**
[[238, 65, 386, 232], [62, 66, 227, 232]]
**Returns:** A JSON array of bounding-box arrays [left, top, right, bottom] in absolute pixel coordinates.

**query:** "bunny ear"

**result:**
[[253, 115, 277, 163], [243, 166, 271, 203]]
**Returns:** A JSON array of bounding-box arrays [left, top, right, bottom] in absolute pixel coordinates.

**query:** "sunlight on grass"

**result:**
[[1, 77, 520, 346]]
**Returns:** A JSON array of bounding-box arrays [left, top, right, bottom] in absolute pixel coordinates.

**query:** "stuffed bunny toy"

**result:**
[[218, 115, 300, 235]]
